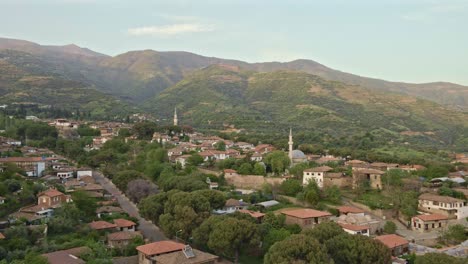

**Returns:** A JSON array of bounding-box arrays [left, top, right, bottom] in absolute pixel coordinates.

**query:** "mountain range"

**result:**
[[0, 37, 466, 150]]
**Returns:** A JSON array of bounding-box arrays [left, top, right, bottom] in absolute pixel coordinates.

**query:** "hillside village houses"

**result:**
[[418, 193, 468, 219]]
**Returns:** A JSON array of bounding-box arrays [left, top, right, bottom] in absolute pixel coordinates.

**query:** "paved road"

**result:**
[[93, 172, 167, 242]]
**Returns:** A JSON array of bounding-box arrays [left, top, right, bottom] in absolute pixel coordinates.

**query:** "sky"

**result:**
[[1, 0, 467, 85]]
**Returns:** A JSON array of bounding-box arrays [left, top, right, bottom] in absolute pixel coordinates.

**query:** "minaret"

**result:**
[[173, 108, 178, 126], [288, 128, 293, 163]]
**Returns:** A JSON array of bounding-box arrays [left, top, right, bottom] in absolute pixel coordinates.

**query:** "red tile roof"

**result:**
[[136, 241, 185, 256], [113, 218, 136, 228], [107, 231, 142, 241], [338, 223, 370, 231], [375, 234, 408, 249], [38, 189, 64, 198], [413, 214, 448, 222], [304, 166, 333, 172], [238, 209, 265, 219], [338, 206, 365, 214], [89, 221, 117, 230], [282, 208, 332, 219], [0, 232, 5, 239], [0, 156, 48, 162]]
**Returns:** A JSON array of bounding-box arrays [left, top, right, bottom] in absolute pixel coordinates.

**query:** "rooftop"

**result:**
[[152, 247, 218, 264], [38, 188, 64, 198], [304, 166, 333, 173], [282, 208, 332, 219], [238, 209, 265, 219], [375, 234, 409, 249], [107, 231, 142, 241], [89, 221, 117, 230], [136, 241, 185, 256], [113, 218, 137, 228], [418, 193, 464, 203], [413, 214, 448, 222], [338, 223, 370, 231], [338, 206, 365, 214]]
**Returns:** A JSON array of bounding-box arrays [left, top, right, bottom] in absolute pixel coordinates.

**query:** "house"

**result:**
[[282, 208, 332, 229], [250, 153, 263, 162], [302, 166, 333, 187], [114, 218, 137, 232], [338, 223, 370, 236], [96, 206, 125, 218], [238, 209, 265, 222], [352, 167, 384, 190], [42, 247, 90, 264], [56, 170, 74, 179], [89, 220, 118, 231], [38, 189, 71, 208], [0, 232, 5, 239], [336, 213, 382, 235], [370, 162, 399, 171], [175, 155, 192, 168], [375, 234, 409, 256], [223, 199, 249, 213], [0, 156, 46, 177], [77, 168, 93, 179], [108, 231, 142, 249], [411, 214, 448, 233], [324, 173, 351, 188], [256, 200, 280, 209], [235, 142, 254, 150], [337, 206, 365, 216], [136, 241, 218, 264], [254, 144, 276, 154], [0, 196, 5, 204], [345, 160, 368, 167], [418, 193, 468, 219]]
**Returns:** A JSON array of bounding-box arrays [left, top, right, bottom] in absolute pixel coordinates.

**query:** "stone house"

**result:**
[[375, 234, 409, 256], [282, 208, 332, 229], [352, 167, 384, 190], [411, 214, 448, 232], [418, 193, 468, 219], [107, 231, 142, 249]]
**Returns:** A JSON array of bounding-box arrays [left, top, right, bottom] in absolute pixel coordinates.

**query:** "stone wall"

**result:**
[[224, 173, 285, 189]]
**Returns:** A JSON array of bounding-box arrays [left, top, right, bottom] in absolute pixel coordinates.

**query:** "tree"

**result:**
[[279, 179, 302, 196], [206, 217, 260, 263], [262, 228, 291, 251], [187, 153, 204, 166], [237, 163, 253, 175], [302, 221, 345, 243], [126, 179, 158, 203], [440, 224, 467, 244], [132, 122, 158, 140], [138, 192, 170, 224], [264, 234, 332, 264], [253, 163, 266, 176], [71, 191, 98, 220], [383, 221, 397, 234], [325, 233, 391, 264], [214, 141, 226, 151], [265, 151, 290, 175], [113, 170, 142, 191], [193, 189, 226, 210], [323, 185, 341, 204], [415, 253, 466, 264], [302, 181, 320, 206]]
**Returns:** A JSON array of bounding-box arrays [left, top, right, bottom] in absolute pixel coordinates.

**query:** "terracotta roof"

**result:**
[[418, 193, 464, 203], [112, 256, 139, 264], [107, 231, 142, 241], [113, 218, 136, 228], [304, 166, 333, 172], [152, 247, 218, 264], [0, 156, 47, 162], [225, 198, 247, 207], [282, 208, 332, 219], [42, 247, 90, 264], [325, 173, 344, 178], [0, 232, 5, 239], [354, 168, 385, 175], [136, 241, 185, 256], [338, 223, 370, 231], [238, 209, 265, 219], [413, 214, 448, 222], [89, 221, 117, 230], [338, 206, 365, 214], [375, 234, 408, 249], [38, 188, 64, 198]]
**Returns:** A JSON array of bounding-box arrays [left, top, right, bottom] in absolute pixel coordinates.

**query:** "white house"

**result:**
[[339, 223, 370, 236], [302, 166, 333, 187], [77, 168, 93, 180], [418, 193, 468, 219], [57, 171, 74, 179]]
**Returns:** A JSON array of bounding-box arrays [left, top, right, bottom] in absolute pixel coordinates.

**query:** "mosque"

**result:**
[[288, 129, 307, 164]]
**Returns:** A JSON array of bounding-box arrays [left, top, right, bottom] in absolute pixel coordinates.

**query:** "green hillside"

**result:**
[[0, 50, 132, 119], [146, 65, 468, 150]]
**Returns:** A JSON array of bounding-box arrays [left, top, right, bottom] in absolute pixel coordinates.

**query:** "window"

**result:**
[[432, 223, 435, 228], [418, 224, 421, 228], [439, 222, 442, 227]]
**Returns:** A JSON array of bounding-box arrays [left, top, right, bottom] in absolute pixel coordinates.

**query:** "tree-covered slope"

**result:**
[[0, 50, 132, 118], [146, 65, 468, 149]]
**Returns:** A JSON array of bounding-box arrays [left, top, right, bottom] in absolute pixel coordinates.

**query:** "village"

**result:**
[[0, 111, 467, 264]]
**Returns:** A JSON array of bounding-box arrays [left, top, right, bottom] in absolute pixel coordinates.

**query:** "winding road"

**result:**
[[93, 171, 167, 242]]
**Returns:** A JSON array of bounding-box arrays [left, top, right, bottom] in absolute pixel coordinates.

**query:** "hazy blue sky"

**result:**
[[1, 0, 467, 85]]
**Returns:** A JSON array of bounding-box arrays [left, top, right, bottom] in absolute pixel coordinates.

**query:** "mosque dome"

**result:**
[[291, 150, 306, 159]]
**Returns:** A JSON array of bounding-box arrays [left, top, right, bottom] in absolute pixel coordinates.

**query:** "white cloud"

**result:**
[[127, 23, 215, 36]]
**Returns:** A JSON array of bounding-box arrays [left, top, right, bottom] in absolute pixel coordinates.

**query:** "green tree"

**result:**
[[264, 234, 332, 264], [206, 217, 260, 264], [383, 221, 397, 234], [71, 191, 98, 220], [187, 153, 204, 166], [193, 189, 226, 209], [279, 179, 303, 196], [262, 228, 291, 251], [253, 163, 266, 176], [237, 163, 253, 175], [302, 221, 345, 243], [325, 233, 391, 264], [113, 170, 142, 191], [265, 151, 290, 175], [214, 141, 226, 151], [138, 192, 170, 224], [323, 185, 342, 204], [440, 224, 467, 244]]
